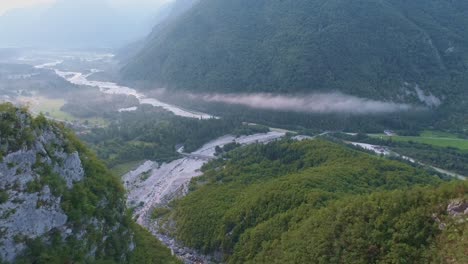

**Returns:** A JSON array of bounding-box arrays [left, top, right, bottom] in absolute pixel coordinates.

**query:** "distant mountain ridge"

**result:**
[[122, 0, 468, 105]]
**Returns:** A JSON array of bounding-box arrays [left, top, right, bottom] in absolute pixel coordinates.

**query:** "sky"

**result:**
[[0, 0, 172, 15], [0, 0, 53, 15]]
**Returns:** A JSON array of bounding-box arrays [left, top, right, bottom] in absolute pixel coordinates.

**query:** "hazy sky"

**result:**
[[0, 0, 172, 15], [0, 0, 52, 15]]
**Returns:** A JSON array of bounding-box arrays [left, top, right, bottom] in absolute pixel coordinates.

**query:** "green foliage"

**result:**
[[335, 132, 468, 176], [109, 160, 144, 177], [123, 0, 468, 101], [0, 104, 179, 263], [129, 224, 181, 264], [60, 92, 139, 119], [369, 133, 468, 151], [151, 207, 172, 220], [81, 105, 269, 167], [32, 114, 49, 130], [173, 139, 448, 261], [14, 222, 180, 264], [430, 213, 468, 264], [159, 92, 441, 134], [31, 163, 67, 196], [0, 191, 8, 204], [57, 119, 178, 263], [231, 124, 269, 137], [215, 142, 241, 156], [123, 0, 468, 132], [0, 103, 36, 156], [239, 184, 468, 264], [26, 180, 42, 194], [61, 130, 126, 224]]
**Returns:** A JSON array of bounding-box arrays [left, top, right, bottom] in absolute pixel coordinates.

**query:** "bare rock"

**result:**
[[448, 199, 468, 217], [0, 127, 82, 261]]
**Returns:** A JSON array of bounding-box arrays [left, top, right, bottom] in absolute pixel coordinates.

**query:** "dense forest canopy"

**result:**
[[123, 0, 468, 103], [2, 0, 468, 262], [169, 139, 468, 263], [81, 105, 269, 167]]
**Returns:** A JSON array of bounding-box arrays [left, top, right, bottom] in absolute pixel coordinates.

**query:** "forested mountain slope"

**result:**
[[0, 103, 178, 263], [122, 0, 468, 104], [170, 139, 468, 263], [116, 0, 199, 62]]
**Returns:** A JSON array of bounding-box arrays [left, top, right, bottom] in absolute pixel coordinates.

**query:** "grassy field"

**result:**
[[19, 96, 108, 127], [370, 131, 468, 150]]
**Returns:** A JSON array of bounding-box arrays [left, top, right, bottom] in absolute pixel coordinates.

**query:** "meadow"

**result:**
[[369, 131, 468, 150], [19, 96, 108, 127]]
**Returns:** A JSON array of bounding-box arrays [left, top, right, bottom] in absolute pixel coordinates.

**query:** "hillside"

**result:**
[[116, 0, 199, 62], [167, 139, 468, 263], [122, 0, 468, 105], [0, 103, 178, 263]]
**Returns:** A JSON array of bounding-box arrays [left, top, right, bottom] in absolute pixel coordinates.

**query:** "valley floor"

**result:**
[[369, 131, 468, 150], [4, 52, 466, 263]]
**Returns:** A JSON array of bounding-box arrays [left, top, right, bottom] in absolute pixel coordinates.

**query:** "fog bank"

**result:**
[[198, 93, 412, 114]]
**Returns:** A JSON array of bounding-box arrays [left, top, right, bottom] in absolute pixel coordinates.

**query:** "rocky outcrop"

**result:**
[[448, 199, 468, 218], [0, 117, 85, 261], [0, 186, 67, 261], [433, 199, 468, 231], [0, 104, 136, 263]]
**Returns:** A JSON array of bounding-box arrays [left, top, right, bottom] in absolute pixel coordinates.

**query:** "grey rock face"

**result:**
[[0, 127, 84, 262], [0, 187, 67, 262], [414, 85, 441, 108], [53, 151, 84, 188], [448, 199, 468, 217], [0, 149, 36, 189]]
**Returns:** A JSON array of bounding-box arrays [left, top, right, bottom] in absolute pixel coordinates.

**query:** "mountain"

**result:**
[[122, 0, 468, 104], [169, 139, 468, 263], [0, 103, 178, 263], [0, 0, 154, 49], [143, 0, 199, 46], [117, 0, 199, 62]]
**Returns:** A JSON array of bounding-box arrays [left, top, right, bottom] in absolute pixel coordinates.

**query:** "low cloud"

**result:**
[[197, 93, 412, 114]]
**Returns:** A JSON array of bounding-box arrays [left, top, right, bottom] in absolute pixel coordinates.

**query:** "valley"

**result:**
[[1, 0, 468, 262], [124, 132, 285, 263], [21, 53, 214, 120], [1, 50, 467, 263]]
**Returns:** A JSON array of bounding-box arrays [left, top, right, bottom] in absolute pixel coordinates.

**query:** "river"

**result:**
[[31, 55, 215, 119], [123, 131, 285, 263], [29, 54, 286, 263], [24, 53, 465, 263], [349, 141, 466, 180], [55, 69, 215, 119]]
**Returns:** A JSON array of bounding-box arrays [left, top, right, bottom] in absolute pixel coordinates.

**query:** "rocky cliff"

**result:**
[[0, 103, 178, 263]]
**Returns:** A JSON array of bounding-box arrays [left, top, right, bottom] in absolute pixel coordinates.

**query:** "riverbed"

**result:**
[[25, 53, 281, 262], [348, 141, 466, 180], [123, 131, 285, 263], [29, 54, 215, 119]]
